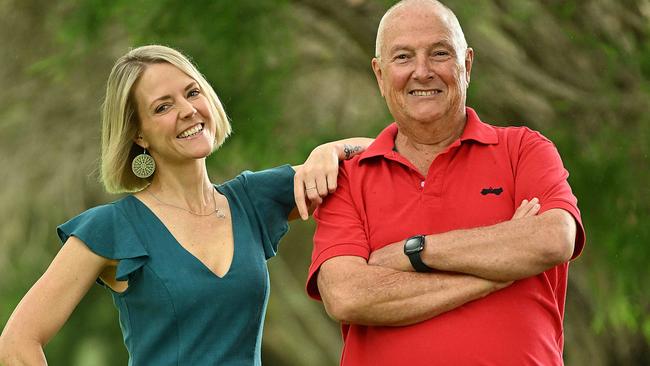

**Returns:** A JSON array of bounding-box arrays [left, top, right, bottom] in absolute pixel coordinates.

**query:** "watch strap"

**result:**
[[404, 235, 433, 272], [407, 251, 433, 272]]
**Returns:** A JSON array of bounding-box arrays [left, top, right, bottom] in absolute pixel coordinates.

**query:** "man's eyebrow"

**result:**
[[388, 40, 455, 55], [432, 40, 454, 49], [388, 45, 411, 55]]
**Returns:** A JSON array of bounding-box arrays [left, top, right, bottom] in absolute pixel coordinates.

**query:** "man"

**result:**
[[306, 0, 586, 365]]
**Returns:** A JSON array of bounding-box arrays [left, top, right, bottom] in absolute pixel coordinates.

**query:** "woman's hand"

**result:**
[[293, 138, 373, 220], [294, 142, 339, 220]]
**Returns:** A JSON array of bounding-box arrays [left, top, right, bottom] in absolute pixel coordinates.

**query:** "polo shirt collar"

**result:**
[[359, 107, 498, 162], [461, 107, 498, 145]]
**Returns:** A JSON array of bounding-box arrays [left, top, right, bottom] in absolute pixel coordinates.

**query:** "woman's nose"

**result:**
[[179, 102, 197, 119]]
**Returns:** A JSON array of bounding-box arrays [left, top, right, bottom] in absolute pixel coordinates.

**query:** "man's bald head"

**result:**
[[375, 0, 468, 61]]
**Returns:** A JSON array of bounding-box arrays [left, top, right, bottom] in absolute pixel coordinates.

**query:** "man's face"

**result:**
[[372, 5, 473, 129]]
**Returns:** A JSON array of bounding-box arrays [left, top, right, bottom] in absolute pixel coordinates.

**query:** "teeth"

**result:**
[[411, 90, 439, 96], [177, 124, 203, 138]]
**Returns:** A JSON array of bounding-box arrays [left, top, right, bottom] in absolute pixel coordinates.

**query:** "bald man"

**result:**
[[306, 1, 585, 365]]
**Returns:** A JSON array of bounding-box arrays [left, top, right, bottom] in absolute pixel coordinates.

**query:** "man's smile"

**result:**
[[408, 89, 442, 96]]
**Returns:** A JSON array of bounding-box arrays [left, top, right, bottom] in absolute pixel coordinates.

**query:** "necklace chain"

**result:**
[[146, 187, 226, 218]]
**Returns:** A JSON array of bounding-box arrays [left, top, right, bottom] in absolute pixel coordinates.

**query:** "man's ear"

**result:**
[[464, 47, 474, 86], [371, 58, 385, 97]]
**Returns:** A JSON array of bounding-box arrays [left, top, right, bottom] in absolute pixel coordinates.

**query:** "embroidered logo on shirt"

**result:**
[[481, 187, 503, 196]]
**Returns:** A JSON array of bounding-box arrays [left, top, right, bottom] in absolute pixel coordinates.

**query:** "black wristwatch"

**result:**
[[404, 235, 433, 272]]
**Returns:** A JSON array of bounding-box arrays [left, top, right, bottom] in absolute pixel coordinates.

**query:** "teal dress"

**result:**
[[57, 165, 295, 365]]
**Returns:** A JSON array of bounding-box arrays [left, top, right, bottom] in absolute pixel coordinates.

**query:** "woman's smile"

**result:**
[[177, 123, 205, 139]]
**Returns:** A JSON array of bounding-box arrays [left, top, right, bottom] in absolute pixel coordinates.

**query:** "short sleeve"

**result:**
[[512, 129, 586, 259], [235, 165, 295, 259], [57, 203, 149, 283], [307, 162, 370, 301]]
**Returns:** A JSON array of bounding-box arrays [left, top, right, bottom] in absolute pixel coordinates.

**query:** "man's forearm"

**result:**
[[317, 256, 509, 326], [423, 209, 576, 281], [368, 209, 576, 282]]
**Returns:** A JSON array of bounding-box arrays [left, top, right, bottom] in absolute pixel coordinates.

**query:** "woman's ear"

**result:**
[[133, 133, 148, 149]]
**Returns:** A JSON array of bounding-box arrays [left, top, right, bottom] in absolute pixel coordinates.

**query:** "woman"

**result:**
[[0, 45, 371, 365]]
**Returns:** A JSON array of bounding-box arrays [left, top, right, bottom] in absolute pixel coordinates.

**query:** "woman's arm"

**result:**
[[292, 137, 373, 220], [0, 237, 111, 365]]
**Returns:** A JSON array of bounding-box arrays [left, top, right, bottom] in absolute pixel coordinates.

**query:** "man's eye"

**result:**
[[394, 54, 409, 62], [433, 51, 450, 57]]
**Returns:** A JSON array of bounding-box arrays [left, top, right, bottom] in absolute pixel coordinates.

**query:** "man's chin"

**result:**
[[409, 112, 447, 125]]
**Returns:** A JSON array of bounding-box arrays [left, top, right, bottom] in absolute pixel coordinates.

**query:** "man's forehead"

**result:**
[[380, 3, 463, 53], [385, 0, 449, 24], [383, 12, 455, 44]]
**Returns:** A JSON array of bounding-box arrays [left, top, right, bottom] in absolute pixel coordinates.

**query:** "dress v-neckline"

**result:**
[[128, 185, 237, 279]]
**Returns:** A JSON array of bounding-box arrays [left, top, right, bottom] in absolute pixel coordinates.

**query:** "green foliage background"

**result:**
[[0, 0, 648, 364]]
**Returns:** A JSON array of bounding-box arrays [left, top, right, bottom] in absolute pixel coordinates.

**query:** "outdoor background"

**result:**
[[1, 0, 648, 365]]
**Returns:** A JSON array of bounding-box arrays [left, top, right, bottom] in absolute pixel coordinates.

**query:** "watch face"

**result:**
[[404, 236, 424, 255]]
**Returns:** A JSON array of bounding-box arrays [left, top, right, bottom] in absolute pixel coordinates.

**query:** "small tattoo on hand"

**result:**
[[343, 144, 363, 160]]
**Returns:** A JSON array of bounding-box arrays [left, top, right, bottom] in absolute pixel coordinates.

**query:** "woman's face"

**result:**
[[133, 62, 216, 165]]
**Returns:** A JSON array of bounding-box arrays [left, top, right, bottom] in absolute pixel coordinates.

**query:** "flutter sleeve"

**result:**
[[235, 165, 295, 259], [56, 202, 149, 283]]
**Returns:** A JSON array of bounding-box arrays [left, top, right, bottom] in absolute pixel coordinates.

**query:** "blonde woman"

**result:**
[[0, 45, 371, 365]]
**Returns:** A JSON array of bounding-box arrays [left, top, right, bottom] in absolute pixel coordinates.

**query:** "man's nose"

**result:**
[[412, 55, 434, 80]]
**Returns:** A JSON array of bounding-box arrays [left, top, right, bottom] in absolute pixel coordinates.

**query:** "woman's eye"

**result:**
[[188, 89, 200, 98], [155, 104, 170, 114]]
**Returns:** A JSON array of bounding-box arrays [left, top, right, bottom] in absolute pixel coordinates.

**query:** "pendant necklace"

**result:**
[[146, 187, 227, 218]]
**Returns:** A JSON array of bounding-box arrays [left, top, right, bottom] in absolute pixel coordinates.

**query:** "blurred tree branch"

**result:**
[[292, 0, 384, 60]]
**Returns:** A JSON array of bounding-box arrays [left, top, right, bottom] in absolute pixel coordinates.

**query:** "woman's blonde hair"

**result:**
[[100, 45, 231, 193]]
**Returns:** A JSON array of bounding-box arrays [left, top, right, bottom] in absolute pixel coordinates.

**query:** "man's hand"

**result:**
[[511, 198, 540, 220], [368, 198, 541, 271]]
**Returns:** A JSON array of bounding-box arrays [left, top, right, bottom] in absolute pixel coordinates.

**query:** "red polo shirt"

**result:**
[[307, 108, 585, 366]]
